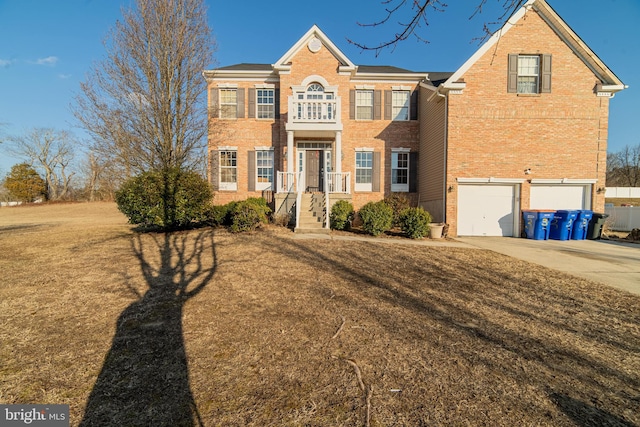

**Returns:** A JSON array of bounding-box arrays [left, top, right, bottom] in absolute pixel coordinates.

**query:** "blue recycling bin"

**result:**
[[523, 210, 556, 240], [571, 210, 593, 240], [549, 210, 578, 240]]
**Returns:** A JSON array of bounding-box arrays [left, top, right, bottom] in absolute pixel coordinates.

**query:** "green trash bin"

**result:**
[[587, 213, 609, 240]]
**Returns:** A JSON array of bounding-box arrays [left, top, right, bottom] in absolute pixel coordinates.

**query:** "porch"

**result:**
[[274, 171, 351, 233]]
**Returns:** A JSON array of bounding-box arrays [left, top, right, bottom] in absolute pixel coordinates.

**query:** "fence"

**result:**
[[604, 206, 640, 231], [605, 187, 640, 198]]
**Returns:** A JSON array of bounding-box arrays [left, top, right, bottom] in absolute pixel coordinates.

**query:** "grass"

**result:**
[[1, 202, 639, 426]]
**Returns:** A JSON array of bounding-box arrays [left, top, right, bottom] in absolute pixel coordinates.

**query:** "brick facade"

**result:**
[[204, 0, 624, 236]]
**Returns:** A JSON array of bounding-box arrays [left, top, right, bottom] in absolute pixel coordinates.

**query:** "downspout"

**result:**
[[437, 89, 448, 224]]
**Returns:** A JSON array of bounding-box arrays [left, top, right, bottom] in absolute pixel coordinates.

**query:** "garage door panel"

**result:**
[[458, 185, 516, 236], [530, 185, 588, 210]]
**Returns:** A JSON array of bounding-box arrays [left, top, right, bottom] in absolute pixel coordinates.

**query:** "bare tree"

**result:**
[[347, 0, 526, 55], [6, 128, 76, 201], [607, 144, 640, 187], [74, 0, 216, 176]]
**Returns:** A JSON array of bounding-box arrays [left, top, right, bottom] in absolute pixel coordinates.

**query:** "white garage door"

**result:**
[[530, 185, 589, 210], [458, 185, 517, 236]]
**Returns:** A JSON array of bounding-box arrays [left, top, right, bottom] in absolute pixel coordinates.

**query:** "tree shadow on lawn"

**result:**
[[80, 229, 217, 427], [267, 237, 640, 424]]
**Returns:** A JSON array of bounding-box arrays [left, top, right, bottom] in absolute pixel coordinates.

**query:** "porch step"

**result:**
[[295, 193, 327, 233]]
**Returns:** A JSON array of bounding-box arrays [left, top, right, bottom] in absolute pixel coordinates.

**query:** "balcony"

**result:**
[[286, 97, 342, 131]]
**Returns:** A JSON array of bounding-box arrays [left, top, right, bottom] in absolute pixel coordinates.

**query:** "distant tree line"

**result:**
[[607, 144, 640, 187]]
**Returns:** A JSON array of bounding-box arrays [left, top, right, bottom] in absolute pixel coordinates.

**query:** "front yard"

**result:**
[[0, 203, 638, 426]]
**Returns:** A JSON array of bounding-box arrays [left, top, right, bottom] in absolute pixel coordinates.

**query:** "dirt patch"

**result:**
[[1, 203, 639, 426]]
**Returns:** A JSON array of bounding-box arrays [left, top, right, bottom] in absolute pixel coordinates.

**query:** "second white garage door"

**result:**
[[458, 184, 517, 236], [529, 185, 589, 210]]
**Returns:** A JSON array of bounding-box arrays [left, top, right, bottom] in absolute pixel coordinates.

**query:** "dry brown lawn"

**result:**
[[1, 202, 639, 426]]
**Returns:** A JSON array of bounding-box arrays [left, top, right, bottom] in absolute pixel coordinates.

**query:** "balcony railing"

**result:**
[[327, 172, 351, 194], [288, 97, 341, 124]]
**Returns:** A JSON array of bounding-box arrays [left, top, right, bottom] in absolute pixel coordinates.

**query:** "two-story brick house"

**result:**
[[204, 0, 625, 236]]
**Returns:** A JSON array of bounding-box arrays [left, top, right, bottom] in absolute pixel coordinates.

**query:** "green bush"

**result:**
[[399, 207, 432, 239], [230, 197, 271, 232], [116, 167, 213, 230], [358, 201, 393, 236], [208, 202, 236, 226], [384, 193, 411, 227], [330, 200, 354, 230]]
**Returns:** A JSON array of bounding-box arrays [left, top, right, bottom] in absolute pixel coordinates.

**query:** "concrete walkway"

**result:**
[[456, 237, 640, 296]]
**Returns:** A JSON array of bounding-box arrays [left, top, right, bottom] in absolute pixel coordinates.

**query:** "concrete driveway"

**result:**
[[455, 237, 640, 296]]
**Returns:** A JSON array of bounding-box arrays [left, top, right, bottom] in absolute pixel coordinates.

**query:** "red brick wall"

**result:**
[[445, 8, 609, 236]]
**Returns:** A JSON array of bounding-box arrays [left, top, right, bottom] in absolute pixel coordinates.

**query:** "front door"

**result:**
[[305, 150, 323, 192]]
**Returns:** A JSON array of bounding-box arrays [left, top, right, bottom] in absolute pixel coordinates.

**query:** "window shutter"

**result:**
[[248, 151, 255, 192], [409, 152, 418, 192], [210, 150, 219, 191], [209, 88, 218, 117], [384, 91, 392, 120], [410, 90, 418, 120], [349, 90, 355, 120], [541, 54, 552, 93], [507, 54, 518, 93], [275, 89, 280, 119], [372, 151, 381, 192], [248, 88, 256, 118], [237, 88, 245, 118], [374, 90, 382, 120]]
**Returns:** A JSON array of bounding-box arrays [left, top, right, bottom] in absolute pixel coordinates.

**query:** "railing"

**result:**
[[324, 172, 330, 229], [288, 98, 341, 123], [277, 171, 297, 193], [326, 172, 351, 194], [295, 191, 302, 231]]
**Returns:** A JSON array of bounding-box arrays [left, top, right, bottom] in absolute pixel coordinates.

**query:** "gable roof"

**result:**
[[274, 25, 356, 74], [442, 0, 626, 94]]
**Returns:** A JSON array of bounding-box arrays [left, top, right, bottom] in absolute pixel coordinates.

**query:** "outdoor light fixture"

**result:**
[[524, 168, 532, 175]]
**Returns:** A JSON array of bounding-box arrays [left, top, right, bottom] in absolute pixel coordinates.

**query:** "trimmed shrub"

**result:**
[[400, 207, 432, 239], [230, 197, 271, 232], [384, 193, 411, 227], [208, 202, 236, 226], [116, 167, 213, 230], [359, 201, 393, 236], [330, 200, 354, 230]]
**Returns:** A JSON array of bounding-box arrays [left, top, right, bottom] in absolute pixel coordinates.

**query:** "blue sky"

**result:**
[[1, 0, 638, 176]]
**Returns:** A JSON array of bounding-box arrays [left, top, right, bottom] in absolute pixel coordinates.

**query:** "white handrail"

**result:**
[[295, 191, 302, 229], [324, 171, 330, 229]]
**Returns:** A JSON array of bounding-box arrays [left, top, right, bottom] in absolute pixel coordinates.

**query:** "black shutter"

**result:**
[[248, 151, 255, 192], [237, 88, 245, 118], [384, 91, 392, 120], [349, 90, 355, 120], [209, 88, 218, 117], [372, 151, 381, 192], [374, 90, 382, 120], [248, 88, 256, 118], [541, 54, 552, 93], [210, 150, 219, 191], [409, 152, 418, 192], [274, 89, 280, 119], [410, 90, 418, 120], [508, 54, 518, 93]]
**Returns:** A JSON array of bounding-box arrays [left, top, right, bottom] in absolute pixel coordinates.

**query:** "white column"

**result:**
[[287, 131, 294, 173], [335, 131, 342, 173]]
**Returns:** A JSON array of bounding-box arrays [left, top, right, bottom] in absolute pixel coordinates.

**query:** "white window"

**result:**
[[219, 89, 237, 119], [257, 89, 274, 119], [391, 151, 409, 192], [355, 151, 373, 192], [392, 90, 409, 121], [356, 90, 373, 120], [219, 150, 237, 190], [256, 150, 273, 190], [517, 55, 540, 94]]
